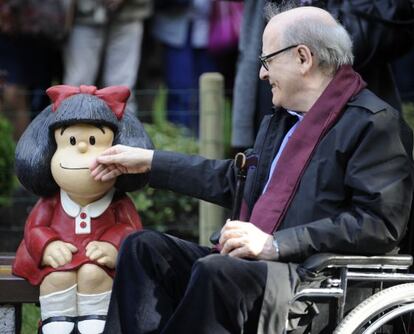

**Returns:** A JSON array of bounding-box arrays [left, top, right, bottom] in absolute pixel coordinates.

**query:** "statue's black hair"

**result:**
[[15, 94, 153, 197]]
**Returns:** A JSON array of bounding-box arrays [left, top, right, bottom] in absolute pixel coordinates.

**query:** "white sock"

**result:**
[[39, 284, 77, 334], [39, 284, 77, 320], [77, 290, 111, 334]]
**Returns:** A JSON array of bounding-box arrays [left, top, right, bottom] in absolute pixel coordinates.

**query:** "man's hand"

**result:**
[[90, 145, 154, 182], [42, 241, 78, 268], [219, 220, 278, 260], [86, 241, 118, 269]]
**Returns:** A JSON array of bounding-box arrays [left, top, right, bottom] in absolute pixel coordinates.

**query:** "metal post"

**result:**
[[199, 73, 225, 246], [337, 268, 348, 323]]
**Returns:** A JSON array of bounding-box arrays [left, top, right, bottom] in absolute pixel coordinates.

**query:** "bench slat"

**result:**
[[0, 254, 39, 304]]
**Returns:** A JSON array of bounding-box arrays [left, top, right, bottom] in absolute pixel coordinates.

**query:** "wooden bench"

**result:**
[[0, 253, 39, 333]]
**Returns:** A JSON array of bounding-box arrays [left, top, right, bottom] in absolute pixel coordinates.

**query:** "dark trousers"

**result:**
[[164, 34, 217, 135], [103, 230, 268, 334]]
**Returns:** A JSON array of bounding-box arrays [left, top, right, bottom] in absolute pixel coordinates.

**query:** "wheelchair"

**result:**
[[292, 252, 414, 333]]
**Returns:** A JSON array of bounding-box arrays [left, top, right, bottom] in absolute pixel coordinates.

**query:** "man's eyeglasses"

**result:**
[[259, 44, 299, 71]]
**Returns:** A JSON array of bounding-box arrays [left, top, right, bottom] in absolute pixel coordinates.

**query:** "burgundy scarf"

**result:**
[[243, 65, 366, 234]]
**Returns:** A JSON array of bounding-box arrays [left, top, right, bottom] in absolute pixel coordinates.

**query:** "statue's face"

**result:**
[[51, 123, 115, 202]]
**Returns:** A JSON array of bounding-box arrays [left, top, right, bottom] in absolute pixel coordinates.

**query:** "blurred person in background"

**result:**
[[0, 0, 65, 139], [152, 0, 217, 135], [63, 0, 152, 115], [208, 0, 243, 99], [393, 49, 414, 103]]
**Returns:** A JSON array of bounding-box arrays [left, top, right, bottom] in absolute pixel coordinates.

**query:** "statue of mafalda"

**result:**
[[13, 85, 153, 334]]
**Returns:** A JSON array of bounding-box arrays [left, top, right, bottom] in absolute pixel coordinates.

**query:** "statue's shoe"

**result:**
[[38, 315, 77, 334]]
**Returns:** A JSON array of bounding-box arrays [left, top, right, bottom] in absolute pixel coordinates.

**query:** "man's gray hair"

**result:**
[[264, 2, 354, 74]]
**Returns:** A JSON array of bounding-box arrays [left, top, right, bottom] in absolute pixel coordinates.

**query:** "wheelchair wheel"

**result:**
[[334, 282, 414, 334]]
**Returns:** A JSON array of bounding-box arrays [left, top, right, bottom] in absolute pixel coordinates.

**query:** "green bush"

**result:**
[[403, 103, 414, 130], [22, 304, 40, 334], [0, 115, 15, 205], [130, 86, 200, 239], [130, 119, 200, 240]]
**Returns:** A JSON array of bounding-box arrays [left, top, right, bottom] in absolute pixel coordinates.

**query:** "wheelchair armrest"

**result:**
[[300, 253, 413, 274]]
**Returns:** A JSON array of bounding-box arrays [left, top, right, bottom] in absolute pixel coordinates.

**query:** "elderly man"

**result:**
[[92, 5, 413, 334]]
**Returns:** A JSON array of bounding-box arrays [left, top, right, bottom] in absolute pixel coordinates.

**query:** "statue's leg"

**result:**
[[76, 263, 112, 334], [39, 271, 77, 334]]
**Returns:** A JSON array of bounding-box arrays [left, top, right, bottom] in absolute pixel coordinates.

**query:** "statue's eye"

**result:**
[[70, 136, 76, 145], [89, 136, 96, 145]]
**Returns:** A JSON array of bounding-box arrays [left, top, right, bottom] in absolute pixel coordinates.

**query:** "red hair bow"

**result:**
[[46, 85, 130, 120]]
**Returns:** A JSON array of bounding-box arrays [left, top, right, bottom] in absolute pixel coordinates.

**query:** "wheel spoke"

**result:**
[[363, 304, 414, 334], [334, 284, 414, 334]]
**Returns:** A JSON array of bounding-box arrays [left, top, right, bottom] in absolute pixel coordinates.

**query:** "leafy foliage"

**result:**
[[22, 304, 40, 334], [130, 108, 200, 240], [403, 103, 414, 131], [0, 115, 15, 205]]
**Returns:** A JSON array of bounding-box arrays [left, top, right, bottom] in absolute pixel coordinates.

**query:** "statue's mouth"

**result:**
[[60, 163, 89, 170]]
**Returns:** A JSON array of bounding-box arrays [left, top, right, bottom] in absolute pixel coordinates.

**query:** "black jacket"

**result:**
[[149, 89, 414, 262]]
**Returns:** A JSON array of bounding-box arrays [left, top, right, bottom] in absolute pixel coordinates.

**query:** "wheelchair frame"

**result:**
[[292, 253, 414, 333]]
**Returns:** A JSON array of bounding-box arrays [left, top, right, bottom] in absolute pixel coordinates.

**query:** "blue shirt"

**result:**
[[262, 111, 304, 193]]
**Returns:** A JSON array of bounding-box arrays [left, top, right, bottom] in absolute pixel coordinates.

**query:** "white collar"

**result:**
[[61, 189, 115, 218]]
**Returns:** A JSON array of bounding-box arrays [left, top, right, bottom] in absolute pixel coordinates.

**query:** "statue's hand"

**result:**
[[86, 241, 118, 269], [42, 241, 78, 268]]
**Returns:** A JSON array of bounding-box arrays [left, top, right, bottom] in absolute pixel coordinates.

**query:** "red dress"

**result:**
[[12, 190, 142, 285]]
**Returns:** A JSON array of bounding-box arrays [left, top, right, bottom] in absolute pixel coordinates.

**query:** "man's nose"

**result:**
[[78, 141, 88, 153], [259, 65, 268, 80]]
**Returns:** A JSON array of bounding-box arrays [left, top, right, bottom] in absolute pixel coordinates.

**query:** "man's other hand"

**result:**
[[219, 220, 278, 260]]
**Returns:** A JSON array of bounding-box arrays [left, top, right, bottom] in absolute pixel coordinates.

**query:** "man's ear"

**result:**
[[297, 45, 313, 74]]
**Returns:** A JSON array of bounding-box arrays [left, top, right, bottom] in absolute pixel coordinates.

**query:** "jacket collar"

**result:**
[[61, 188, 115, 218], [346, 88, 390, 113]]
